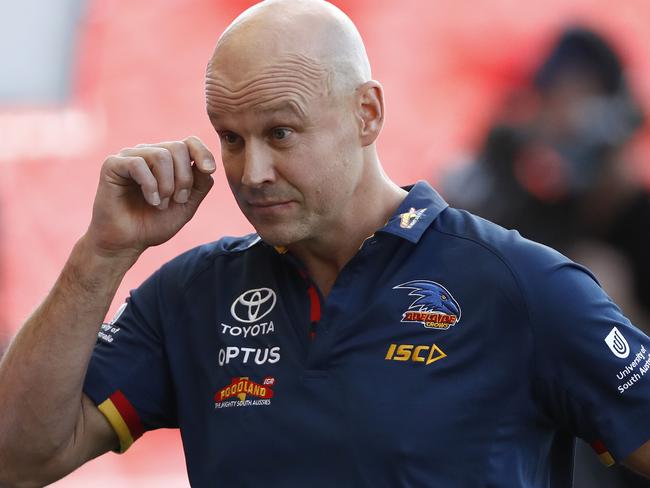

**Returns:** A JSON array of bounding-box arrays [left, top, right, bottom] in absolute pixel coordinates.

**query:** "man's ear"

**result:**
[[355, 81, 384, 146]]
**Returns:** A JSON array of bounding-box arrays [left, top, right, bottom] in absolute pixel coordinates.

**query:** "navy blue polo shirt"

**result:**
[[84, 181, 650, 487]]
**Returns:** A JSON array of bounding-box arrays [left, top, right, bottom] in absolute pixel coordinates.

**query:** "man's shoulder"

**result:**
[[433, 206, 568, 267], [158, 233, 264, 287], [429, 206, 585, 296], [428, 206, 601, 326]]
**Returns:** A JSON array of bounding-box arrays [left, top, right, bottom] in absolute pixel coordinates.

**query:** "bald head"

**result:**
[[206, 0, 372, 112], [205, 0, 395, 250]]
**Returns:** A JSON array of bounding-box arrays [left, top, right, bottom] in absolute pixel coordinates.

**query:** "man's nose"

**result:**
[[241, 140, 275, 187]]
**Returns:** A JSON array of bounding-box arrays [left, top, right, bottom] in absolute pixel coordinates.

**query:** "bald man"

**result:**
[[2, 1, 650, 486]]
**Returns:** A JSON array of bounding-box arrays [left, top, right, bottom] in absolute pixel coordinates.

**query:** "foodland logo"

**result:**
[[214, 377, 275, 409], [231, 288, 277, 323], [605, 327, 630, 359]]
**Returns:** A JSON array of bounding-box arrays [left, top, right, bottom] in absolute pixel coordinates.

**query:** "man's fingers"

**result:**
[[110, 138, 216, 210], [119, 147, 175, 208], [150, 141, 194, 204], [109, 156, 161, 206], [184, 136, 217, 174], [187, 164, 215, 207]]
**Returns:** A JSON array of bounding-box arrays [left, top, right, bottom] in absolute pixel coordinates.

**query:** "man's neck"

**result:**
[[288, 176, 407, 297]]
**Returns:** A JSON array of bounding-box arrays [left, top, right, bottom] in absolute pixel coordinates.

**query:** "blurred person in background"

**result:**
[[445, 27, 650, 328], [444, 26, 650, 488]]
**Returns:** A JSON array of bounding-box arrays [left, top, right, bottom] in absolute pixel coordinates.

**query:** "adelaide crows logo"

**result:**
[[394, 280, 461, 330]]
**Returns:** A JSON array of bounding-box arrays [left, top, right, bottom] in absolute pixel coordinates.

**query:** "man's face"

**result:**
[[206, 54, 364, 246]]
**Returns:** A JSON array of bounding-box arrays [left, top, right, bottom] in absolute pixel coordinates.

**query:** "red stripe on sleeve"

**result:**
[[590, 439, 606, 454], [110, 389, 145, 441]]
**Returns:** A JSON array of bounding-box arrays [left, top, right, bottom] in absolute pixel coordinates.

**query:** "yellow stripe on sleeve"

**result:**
[[598, 451, 615, 467], [98, 397, 135, 453]]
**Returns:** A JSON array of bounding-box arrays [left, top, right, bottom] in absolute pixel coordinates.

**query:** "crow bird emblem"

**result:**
[[393, 280, 461, 328]]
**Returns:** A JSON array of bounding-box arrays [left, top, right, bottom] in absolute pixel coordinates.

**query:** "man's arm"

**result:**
[[624, 441, 650, 478], [0, 237, 134, 486], [0, 137, 215, 486]]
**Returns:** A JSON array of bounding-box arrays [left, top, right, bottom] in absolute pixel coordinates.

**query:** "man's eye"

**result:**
[[271, 128, 291, 140], [220, 133, 240, 145]]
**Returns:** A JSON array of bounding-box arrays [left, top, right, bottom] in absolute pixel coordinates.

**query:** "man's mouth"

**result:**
[[248, 200, 293, 208]]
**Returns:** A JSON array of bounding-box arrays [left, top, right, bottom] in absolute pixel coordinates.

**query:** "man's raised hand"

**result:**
[[87, 136, 216, 259]]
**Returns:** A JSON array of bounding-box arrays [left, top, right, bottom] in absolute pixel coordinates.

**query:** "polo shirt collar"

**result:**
[[266, 180, 448, 253], [377, 180, 448, 243]]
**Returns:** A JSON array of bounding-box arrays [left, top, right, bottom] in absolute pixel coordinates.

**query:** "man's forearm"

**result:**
[[0, 235, 138, 469]]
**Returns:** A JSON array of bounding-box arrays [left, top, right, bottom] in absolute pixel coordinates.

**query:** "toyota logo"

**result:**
[[231, 288, 277, 323]]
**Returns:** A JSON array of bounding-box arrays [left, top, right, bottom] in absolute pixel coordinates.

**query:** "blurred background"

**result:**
[[3, 0, 650, 486]]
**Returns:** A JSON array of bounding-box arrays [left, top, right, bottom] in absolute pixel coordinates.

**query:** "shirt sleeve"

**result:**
[[527, 257, 650, 466], [83, 270, 177, 453]]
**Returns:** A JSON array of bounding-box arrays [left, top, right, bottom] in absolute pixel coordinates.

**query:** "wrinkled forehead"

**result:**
[[205, 52, 331, 116]]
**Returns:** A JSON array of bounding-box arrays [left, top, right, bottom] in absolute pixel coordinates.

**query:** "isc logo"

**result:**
[[385, 343, 447, 365]]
